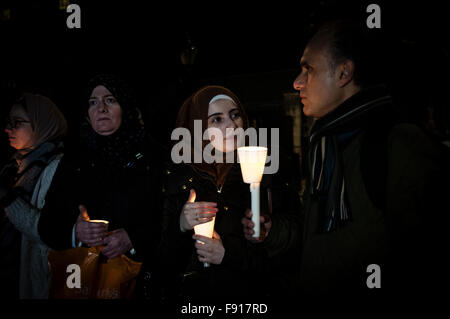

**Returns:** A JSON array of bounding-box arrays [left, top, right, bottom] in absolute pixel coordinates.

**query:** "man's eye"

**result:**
[[212, 117, 222, 123]]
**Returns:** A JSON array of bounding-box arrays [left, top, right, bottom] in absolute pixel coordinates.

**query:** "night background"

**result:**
[[1, 0, 449, 168]]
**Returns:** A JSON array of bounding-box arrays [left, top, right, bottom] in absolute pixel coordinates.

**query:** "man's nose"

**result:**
[[293, 72, 306, 91]]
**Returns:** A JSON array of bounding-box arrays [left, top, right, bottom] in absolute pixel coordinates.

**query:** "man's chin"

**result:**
[[302, 104, 321, 119], [302, 105, 312, 117]]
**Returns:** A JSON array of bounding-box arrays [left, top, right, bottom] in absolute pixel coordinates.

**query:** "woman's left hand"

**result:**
[[193, 231, 225, 265], [102, 228, 133, 260]]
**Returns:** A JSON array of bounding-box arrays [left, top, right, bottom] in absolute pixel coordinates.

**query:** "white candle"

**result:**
[[250, 183, 260, 237], [194, 217, 216, 267], [193, 217, 216, 239], [238, 147, 267, 238]]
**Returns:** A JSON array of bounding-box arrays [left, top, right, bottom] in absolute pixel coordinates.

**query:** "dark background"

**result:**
[[1, 0, 449, 165]]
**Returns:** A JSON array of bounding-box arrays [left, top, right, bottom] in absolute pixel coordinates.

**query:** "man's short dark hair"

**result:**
[[311, 19, 385, 88]]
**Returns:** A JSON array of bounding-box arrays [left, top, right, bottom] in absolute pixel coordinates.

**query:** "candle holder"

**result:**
[[237, 146, 267, 238]]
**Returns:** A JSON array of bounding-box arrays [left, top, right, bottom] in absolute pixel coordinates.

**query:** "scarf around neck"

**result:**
[[13, 142, 63, 199], [309, 85, 393, 233]]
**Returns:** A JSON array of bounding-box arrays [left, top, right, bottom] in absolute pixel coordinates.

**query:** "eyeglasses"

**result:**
[[4, 118, 31, 129], [88, 95, 118, 108]]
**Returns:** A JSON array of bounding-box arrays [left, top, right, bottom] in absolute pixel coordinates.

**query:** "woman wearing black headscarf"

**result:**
[[160, 86, 302, 300], [74, 74, 165, 299], [0, 93, 79, 299]]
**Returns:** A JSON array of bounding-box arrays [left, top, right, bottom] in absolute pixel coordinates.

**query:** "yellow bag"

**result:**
[[48, 246, 142, 299]]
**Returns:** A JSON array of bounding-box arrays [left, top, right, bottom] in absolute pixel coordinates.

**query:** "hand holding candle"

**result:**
[[179, 189, 217, 232], [193, 231, 224, 266], [75, 205, 108, 247], [238, 147, 267, 238], [181, 189, 217, 268]]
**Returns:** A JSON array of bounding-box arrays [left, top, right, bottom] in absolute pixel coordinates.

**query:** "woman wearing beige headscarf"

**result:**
[[0, 93, 79, 299], [160, 86, 302, 301]]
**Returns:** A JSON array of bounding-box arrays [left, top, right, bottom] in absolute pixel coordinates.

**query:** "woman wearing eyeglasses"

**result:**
[[0, 93, 79, 299]]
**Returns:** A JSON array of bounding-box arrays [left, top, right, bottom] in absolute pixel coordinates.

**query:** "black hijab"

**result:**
[[83, 74, 146, 168]]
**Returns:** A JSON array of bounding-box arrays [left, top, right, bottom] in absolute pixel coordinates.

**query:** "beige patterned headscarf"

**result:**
[[19, 93, 68, 150]]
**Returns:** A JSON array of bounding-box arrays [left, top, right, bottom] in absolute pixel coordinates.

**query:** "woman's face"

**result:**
[[4, 104, 35, 151], [207, 99, 244, 153], [88, 85, 122, 136]]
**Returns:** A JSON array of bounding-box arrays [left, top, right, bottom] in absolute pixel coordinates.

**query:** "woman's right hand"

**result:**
[[75, 205, 108, 247], [179, 189, 218, 232]]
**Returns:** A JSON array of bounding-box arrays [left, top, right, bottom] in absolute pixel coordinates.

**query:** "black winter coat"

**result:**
[[263, 86, 450, 301], [160, 150, 302, 301], [76, 134, 166, 299]]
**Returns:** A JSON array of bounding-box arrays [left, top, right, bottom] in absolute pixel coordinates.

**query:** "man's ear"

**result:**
[[337, 60, 355, 87]]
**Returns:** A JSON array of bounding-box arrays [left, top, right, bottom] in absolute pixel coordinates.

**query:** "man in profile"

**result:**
[[243, 19, 449, 300]]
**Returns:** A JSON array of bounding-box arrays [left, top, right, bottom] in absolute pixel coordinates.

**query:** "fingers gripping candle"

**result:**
[[191, 189, 216, 267], [237, 147, 267, 238]]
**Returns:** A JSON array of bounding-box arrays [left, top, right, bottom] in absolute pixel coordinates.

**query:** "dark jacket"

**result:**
[[160, 150, 302, 300], [76, 133, 166, 298], [263, 86, 450, 299]]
